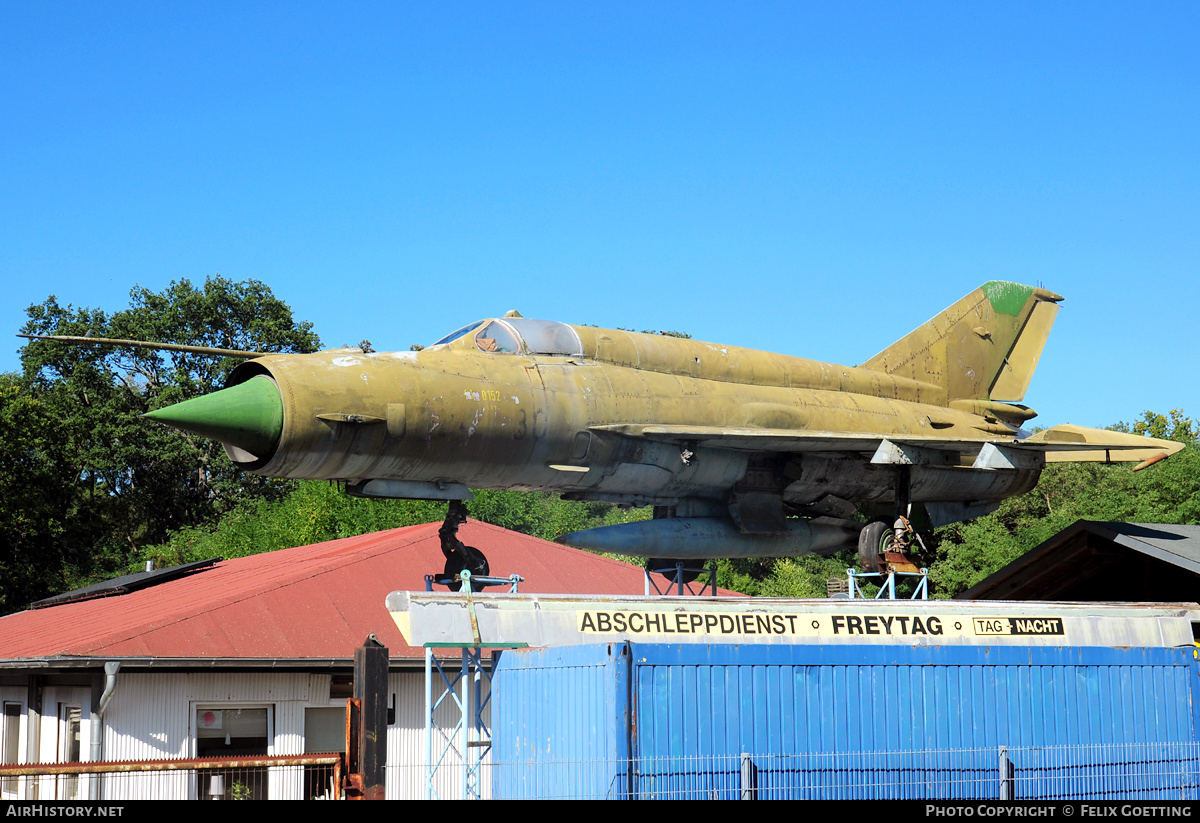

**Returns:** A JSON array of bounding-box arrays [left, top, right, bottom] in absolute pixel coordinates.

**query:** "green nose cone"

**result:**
[[144, 375, 283, 458]]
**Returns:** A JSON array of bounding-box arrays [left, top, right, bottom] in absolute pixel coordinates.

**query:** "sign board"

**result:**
[[386, 591, 1200, 650]]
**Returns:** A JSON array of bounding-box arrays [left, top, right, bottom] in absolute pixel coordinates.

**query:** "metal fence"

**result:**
[[0, 754, 342, 801], [6, 743, 1198, 799], [479, 742, 1200, 800]]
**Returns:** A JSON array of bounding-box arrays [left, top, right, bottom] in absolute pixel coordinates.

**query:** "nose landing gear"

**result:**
[[439, 500, 490, 592]]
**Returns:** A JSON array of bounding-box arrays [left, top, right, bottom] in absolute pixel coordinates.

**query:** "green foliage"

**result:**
[[711, 551, 857, 597], [2, 277, 320, 611], [143, 481, 651, 571], [468, 490, 650, 542], [713, 557, 776, 596], [1109, 409, 1198, 442], [926, 439, 1200, 597], [146, 481, 444, 566], [757, 552, 858, 598], [0, 374, 82, 609]]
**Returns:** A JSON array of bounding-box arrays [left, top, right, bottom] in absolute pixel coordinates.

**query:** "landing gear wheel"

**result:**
[[857, 521, 892, 574], [648, 558, 700, 585], [443, 546, 490, 592]]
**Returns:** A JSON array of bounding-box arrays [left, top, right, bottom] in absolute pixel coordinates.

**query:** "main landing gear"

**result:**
[[857, 466, 926, 575], [439, 500, 490, 592], [857, 515, 926, 575]]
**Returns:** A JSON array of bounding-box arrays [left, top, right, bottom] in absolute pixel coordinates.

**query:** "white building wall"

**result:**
[[386, 665, 491, 800], [32, 684, 92, 802], [103, 673, 190, 761], [100, 671, 333, 800], [6, 666, 482, 800]]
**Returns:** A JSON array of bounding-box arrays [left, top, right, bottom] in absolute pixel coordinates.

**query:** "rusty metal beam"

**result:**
[[0, 753, 341, 777]]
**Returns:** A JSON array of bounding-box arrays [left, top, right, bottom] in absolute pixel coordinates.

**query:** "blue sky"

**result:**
[[2, 2, 1196, 429]]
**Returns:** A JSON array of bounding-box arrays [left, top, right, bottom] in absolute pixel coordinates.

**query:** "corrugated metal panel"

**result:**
[[182, 671, 323, 705], [97, 674, 190, 799], [493, 643, 1200, 799], [634, 645, 1197, 750], [387, 671, 427, 800], [88, 666, 498, 800], [493, 645, 630, 799], [632, 645, 1200, 799], [103, 674, 191, 762]]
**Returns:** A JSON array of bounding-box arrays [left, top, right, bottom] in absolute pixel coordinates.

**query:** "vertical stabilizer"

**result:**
[[859, 281, 1062, 403]]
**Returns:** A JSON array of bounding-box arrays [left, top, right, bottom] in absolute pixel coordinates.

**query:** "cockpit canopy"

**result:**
[[431, 318, 583, 357]]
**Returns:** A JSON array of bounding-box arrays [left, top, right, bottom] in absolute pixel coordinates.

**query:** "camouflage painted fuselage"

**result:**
[[229, 318, 1036, 510], [147, 282, 1181, 558]]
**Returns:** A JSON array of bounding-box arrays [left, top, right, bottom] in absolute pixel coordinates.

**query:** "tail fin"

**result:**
[[859, 281, 1062, 403]]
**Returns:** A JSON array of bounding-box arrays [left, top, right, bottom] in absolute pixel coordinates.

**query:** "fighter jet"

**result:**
[[37, 281, 1180, 574]]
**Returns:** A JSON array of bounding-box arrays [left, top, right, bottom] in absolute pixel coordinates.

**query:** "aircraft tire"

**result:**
[[445, 545, 490, 592], [857, 521, 891, 575]]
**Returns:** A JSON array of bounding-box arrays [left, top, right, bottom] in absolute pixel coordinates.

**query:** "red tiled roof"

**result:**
[[0, 521, 731, 662]]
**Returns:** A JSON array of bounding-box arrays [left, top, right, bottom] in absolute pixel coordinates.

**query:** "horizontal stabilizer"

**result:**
[[1024, 424, 1184, 467]]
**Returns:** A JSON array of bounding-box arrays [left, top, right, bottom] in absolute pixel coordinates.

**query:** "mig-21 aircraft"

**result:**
[[25, 281, 1183, 578]]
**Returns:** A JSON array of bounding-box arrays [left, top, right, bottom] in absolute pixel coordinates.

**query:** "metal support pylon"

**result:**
[[847, 567, 929, 599], [643, 561, 718, 596], [423, 569, 520, 800]]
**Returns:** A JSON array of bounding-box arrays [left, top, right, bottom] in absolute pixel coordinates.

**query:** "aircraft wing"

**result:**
[[591, 424, 967, 454], [589, 423, 1183, 470]]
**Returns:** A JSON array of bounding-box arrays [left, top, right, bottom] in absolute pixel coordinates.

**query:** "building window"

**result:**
[[2, 702, 21, 797], [304, 707, 343, 800], [56, 704, 81, 800], [195, 707, 272, 800]]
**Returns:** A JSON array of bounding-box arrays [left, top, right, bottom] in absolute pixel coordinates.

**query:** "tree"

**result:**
[[0, 374, 85, 610], [3, 277, 320, 611], [1109, 409, 1198, 442], [927, 413, 1200, 597], [755, 552, 859, 598]]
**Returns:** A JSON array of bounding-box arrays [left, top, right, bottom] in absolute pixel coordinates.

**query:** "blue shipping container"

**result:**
[[491, 642, 1200, 799]]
